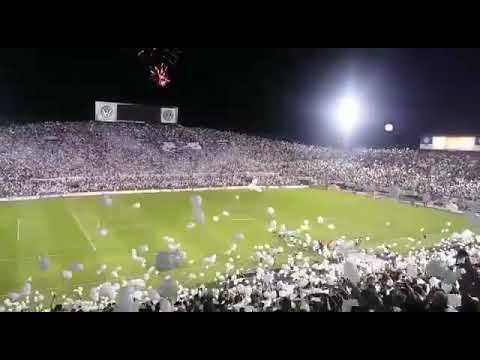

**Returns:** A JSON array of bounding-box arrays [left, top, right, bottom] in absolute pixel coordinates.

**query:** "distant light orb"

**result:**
[[385, 123, 394, 133]]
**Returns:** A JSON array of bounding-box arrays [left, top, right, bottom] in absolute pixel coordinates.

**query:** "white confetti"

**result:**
[[233, 233, 245, 242], [132, 202, 142, 209], [102, 196, 113, 207], [38, 256, 50, 272], [98, 228, 109, 237]]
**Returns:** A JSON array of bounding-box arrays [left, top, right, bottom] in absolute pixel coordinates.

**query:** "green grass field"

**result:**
[[0, 188, 468, 302]]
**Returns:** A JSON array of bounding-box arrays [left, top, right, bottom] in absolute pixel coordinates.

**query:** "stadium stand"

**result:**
[[1, 122, 480, 206], [1, 121, 480, 312]]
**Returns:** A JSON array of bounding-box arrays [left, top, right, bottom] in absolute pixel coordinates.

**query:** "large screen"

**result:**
[[95, 101, 178, 124], [420, 136, 480, 152]]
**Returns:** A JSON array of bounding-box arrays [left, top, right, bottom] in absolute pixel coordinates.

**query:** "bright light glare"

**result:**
[[336, 96, 361, 133]]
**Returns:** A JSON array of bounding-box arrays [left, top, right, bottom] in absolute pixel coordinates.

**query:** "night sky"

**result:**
[[1, 48, 480, 148]]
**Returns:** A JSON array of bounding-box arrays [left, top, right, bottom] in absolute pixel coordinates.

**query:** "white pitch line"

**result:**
[[71, 213, 97, 252], [108, 224, 152, 230], [17, 218, 21, 242], [232, 218, 256, 222], [0, 254, 71, 263]]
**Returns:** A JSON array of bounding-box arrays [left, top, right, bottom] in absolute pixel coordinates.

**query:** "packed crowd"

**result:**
[[1, 122, 480, 203], [166, 229, 480, 313], [2, 121, 480, 312], [5, 225, 479, 313]]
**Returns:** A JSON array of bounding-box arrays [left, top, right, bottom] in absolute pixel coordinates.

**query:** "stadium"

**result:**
[[1, 48, 480, 313]]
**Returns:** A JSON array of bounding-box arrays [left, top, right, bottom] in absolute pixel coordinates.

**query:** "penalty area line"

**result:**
[[16, 218, 21, 242], [70, 212, 97, 252]]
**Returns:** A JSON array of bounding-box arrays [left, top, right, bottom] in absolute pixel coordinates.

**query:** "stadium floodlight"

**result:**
[[385, 123, 394, 133], [335, 96, 362, 134]]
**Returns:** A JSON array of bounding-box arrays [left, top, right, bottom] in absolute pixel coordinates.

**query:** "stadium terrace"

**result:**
[[1, 121, 480, 204], [0, 121, 479, 313]]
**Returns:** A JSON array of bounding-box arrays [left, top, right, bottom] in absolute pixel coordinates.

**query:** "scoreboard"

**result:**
[[95, 101, 178, 124], [420, 136, 480, 152]]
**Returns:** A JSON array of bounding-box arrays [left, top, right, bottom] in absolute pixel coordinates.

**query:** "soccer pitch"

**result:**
[[0, 188, 468, 301]]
